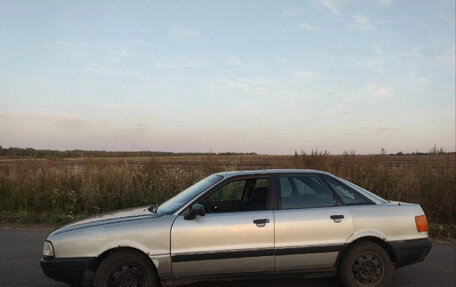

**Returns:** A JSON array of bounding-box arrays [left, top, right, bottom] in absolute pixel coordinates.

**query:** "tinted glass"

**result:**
[[157, 174, 222, 214], [204, 178, 269, 213], [336, 176, 387, 204], [209, 179, 245, 202], [279, 175, 334, 209], [325, 176, 371, 205]]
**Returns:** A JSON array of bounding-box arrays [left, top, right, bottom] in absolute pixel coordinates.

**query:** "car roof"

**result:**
[[215, 169, 332, 178]]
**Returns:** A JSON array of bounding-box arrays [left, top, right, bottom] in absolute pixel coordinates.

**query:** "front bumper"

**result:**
[[40, 257, 94, 285], [390, 238, 432, 268]]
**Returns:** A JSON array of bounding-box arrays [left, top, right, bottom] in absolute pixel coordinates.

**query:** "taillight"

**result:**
[[415, 215, 428, 232]]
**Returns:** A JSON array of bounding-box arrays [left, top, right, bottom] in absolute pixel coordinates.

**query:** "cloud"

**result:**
[[353, 14, 377, 30], [84, 64, 156, 83], [434, 47, 456, 67], [134, 123, 150, 129], [168, 25, 202, 38], [400, 46, 424, 58], [353, 58, 384, 68], [221, 54, 246, 67], [195, 70, 323, 103], [436, 14, 455, 25], [282, 9, 300, 17], [407, 70, 430, 84], [319, 0, 340, 14], [361, 123, 400, 132], [320, 52, 331, 60], [289, 70, 321, 81], [151, 56, 210, 68], [0, 114, 11, 120], [105, 47, 137, 60], [416, 77, 430, 83], [50, 41, 137, 64], [208, 76, 276, 96], [105, 104, 155, 113], [365, 85, 393, 99], [377, 0, 391, 5], [298, 23, 314, 30], [340, 132, 360, 136], [126, 123, 151, 133], [18, 114, 88, 129]]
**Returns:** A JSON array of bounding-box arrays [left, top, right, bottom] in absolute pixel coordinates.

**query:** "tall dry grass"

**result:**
[[0, 158, 205, 222], [0, 153, 454, 234]]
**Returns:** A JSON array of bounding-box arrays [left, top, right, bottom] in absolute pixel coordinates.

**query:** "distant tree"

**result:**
[[429, 145, 445, 154]]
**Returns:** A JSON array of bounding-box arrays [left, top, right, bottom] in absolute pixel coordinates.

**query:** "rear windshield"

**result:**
[[335, 176, 388, 204]]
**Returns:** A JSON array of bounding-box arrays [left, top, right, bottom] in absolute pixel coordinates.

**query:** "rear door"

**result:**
[[273, 173, 354, 271], [170, 176, 275, 277]]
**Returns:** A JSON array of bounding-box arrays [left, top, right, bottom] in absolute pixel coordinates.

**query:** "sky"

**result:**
[[0, 0, 454, 154]]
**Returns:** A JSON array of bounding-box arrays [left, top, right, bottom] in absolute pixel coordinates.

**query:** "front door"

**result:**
[[273, 173, 354, 271], [170, 176, 274, 277]]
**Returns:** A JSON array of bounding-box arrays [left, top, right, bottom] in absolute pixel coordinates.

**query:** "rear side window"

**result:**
[[324, 176, 371, 205], [279, 175, 335, 209]]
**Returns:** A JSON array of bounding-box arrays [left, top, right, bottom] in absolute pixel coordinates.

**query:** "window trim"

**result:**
[[277, 173, 341, 210]]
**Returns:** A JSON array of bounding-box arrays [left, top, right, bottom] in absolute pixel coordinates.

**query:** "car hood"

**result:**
[[51, 206, 159, 235]]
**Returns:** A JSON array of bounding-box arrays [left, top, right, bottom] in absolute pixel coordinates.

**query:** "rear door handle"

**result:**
[[330, 215, 344, 221], [253, 219, 270, 225]]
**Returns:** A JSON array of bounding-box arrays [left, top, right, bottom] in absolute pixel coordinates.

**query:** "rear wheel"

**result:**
[[94, 250, 159, 287], [338, 241, 393, 287]]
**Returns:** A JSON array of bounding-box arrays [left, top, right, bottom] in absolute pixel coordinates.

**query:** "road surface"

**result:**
[[0, 226, 454, 287]]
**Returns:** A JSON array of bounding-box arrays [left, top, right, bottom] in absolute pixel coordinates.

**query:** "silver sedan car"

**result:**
[[41, 169, 431, 287]]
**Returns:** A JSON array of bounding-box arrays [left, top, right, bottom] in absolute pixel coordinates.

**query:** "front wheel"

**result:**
[[94, 250, 159, 287], [338, 241, 393, 287]]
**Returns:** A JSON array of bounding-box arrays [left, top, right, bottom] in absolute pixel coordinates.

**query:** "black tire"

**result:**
[[94, 250, 159, 287], [338, 241, 393, 287]]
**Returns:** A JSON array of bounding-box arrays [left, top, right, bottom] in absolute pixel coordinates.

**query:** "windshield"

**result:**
[[157, 174, 223, 215]]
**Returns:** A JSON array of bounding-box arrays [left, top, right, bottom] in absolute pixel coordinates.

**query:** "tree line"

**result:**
[[0, 146, 257, 158]]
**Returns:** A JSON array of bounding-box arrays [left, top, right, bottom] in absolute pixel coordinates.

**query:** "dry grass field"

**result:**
[[0, 152, 454, 238]]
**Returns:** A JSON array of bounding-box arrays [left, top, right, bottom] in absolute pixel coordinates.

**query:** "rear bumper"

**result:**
[[40, 257, 93, 285], [390, 238, 432, 268]]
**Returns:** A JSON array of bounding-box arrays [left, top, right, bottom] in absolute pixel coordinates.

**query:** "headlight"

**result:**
[[42, 241, 54, 258]]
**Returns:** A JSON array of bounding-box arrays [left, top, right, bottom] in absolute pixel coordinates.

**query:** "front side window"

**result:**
[[157, 174, 223, 215], [203, 178, 269, 213], [279, 175, 334, 209], [324, 176, 371, 205]]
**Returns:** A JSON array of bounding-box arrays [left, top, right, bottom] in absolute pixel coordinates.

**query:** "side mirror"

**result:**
[[184, 203, 206, 220]]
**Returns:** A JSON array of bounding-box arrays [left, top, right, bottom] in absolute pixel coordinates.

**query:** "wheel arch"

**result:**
[[88, 246, 158, 274], [335, 235, 396, 269]]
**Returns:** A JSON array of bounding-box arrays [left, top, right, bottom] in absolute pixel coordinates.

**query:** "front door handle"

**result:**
[[330, 215, 344, 222], [253, 219, 270, 225]]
